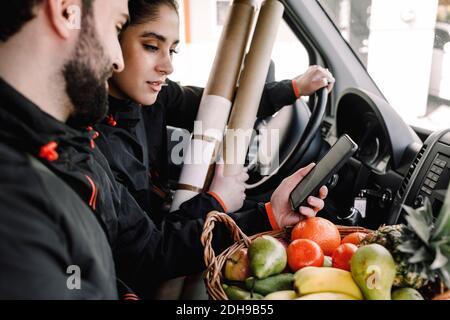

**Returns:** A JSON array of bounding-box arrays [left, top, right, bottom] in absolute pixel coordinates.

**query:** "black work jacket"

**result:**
[[0, 78, 271, 299]]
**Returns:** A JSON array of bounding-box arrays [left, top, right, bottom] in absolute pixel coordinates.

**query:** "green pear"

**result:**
[[249, 235, 287, 279], [392, 287, 424, 300], [350, 244, 396, 300]]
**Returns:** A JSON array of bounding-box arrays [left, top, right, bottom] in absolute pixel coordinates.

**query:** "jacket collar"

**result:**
[[0, 77, 93, 157], [106, 96, 142, 129]]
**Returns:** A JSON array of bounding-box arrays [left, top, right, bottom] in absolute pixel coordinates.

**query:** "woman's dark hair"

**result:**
[[128, 0, 179, 26]]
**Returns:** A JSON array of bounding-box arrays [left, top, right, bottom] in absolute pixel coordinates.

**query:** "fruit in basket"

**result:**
[[222, 284, 264, 300], [332, 243, 358, 271], [391, 287, 424, 300], [245, 273, 294, 295], [264, 290, 297, 300], [342, 232, 367, 246], [291, 217, 341, 256], [295, 292, 358, 300], [287, 239, 324, 272], [224, 248, 251, 281], [350, 244, 396, 300], [293, 266, 363, 299], [249, 235, 287, 279], [361, 197, 450, 290]]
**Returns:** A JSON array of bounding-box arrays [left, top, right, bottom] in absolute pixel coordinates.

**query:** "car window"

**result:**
[[171, 0, 310, 87], [318, 0, 450, 131]]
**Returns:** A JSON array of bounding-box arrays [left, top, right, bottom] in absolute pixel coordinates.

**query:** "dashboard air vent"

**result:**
[[398, 144, 427, 199]]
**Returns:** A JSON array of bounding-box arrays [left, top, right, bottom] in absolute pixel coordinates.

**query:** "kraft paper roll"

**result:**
[[170, 0, 257, 212], [224, 0, 284, 176]]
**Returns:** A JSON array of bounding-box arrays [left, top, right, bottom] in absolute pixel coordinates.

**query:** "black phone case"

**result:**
[[289, 134, 358, 211]]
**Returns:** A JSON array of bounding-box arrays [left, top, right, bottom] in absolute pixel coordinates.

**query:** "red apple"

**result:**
[[224, 248, 250, 281]]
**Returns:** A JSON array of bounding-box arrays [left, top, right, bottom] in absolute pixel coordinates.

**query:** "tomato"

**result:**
[[332, 243, 358, 271], [287, 239, 324, 272], [341, 232, 367, 246]]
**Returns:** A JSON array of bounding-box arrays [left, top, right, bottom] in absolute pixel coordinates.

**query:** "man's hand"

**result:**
[[209, 163, 249, 213], [293, 65, 335, 96], [270, 163, 328, 229]]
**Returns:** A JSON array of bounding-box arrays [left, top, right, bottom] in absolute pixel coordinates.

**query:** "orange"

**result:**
[[287, 239, 324, 272], [291, 217, 341, 256], [341, 232, 367, 246], [331, 243, 358, 271]]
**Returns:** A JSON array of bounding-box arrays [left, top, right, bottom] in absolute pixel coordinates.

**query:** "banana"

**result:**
[[295, 292, 358, 300], [294, 267, 363, 300], [264, 290, 297, 300]]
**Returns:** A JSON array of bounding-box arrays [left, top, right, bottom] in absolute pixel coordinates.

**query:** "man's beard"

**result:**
[[64, 8, 113, 128]]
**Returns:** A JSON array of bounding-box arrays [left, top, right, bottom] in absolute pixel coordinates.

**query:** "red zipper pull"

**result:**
[[39, 141, 59, 162]]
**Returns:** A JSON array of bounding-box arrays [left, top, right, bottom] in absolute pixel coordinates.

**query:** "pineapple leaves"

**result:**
[[397, 240, 418, 253], [403, 204, 432, 244], [433, 183, 450, 241], [408, 246, 429, 264], [430, 246, 448, 270]]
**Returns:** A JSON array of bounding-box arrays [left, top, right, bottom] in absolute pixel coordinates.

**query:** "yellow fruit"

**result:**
[[264, 290, 297, 300], [295, 292, 358, 300], [294, 266, 363, 300]]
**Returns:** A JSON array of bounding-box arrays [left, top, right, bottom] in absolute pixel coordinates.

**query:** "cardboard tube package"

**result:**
[[224, 0, 284, 176], [170, 0, 257, 212]]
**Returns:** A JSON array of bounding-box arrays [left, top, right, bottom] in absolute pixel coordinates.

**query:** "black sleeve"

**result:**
[[111, 181, 271, 296], [0, 172, 72, 299], [159, 79, 296, 131], [159, 79, 204, 131], [257, 79, 297, 119]]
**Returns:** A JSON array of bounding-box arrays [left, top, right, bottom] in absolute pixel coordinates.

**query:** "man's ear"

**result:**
[[46, 0, 82, 39]]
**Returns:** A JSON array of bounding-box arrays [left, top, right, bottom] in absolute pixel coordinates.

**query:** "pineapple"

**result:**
[[362, 184, 450, 290]]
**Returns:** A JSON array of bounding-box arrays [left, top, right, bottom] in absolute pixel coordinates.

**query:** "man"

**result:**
[[0, 0, 327, 299], [0, 0, 129, 299]]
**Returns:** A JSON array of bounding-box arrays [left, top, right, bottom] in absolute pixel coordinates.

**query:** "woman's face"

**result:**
[[109, 5, 179, 105]]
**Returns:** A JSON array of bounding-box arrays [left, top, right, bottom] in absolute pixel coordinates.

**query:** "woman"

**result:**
[[94, 0, 333, 225]]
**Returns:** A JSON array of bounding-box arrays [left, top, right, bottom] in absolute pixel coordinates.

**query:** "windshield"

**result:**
[[318, 0, 450, 131]]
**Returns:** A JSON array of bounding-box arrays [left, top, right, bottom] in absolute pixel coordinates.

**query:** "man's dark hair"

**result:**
[[0, 0, 92, 42], [0, 1, 43, 42], [128, 0, 178, 26]]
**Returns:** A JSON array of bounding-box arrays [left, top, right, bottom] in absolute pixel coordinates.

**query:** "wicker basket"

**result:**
[[201, 211, 373, 300]]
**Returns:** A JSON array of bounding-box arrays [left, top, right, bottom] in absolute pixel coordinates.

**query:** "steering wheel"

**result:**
[[245, 87, 329, 195]]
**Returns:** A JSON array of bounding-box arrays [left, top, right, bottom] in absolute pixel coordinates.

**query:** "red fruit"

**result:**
[[291, 217, 341, 256], [332, 243, 358, 271], [287, 239, 324, 272], [341, 232, 367, 246], [224, 248, 250, 281]]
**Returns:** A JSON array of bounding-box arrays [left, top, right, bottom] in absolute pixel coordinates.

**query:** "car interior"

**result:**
[[162, 0, 450, 299], [167, 0, 449, 231]]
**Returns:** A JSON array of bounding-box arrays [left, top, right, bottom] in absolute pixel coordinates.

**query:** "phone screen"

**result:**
[[289, 134, 358, 211]]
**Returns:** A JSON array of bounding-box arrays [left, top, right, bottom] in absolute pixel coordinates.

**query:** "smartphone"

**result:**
[[289, 134, 358, 211]]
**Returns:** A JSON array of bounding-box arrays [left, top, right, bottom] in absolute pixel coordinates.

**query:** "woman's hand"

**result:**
[[208, 163, 249, 213], [269, 163, 328, 229], [293, 65, 335, 96]]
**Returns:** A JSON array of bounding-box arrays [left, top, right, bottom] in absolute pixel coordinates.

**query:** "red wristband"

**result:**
[[265, 202, 280, 231], [208, 191, 228, 213], [292, 79, 301, 99]]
